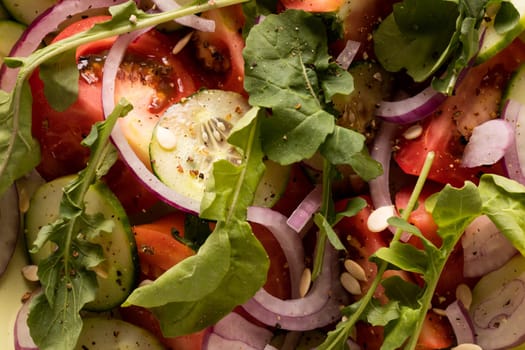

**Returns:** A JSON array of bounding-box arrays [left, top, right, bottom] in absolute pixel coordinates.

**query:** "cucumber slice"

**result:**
[[503, 62, 525, 105], [469, 254, 525, 350], [0, 19, 25, 65], [75, 317, 165, 349], [476, 1, 525, 64], [150, 89, 290, 209], [24, 175, 139, 311], [2, 0, 57, 24]]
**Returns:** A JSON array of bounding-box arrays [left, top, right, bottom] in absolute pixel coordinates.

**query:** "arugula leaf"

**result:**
[[124, 107, 270, 336], [244, 9, 380, 181], [373, 0, 519, 94], [0, 0, 248, 198], [478, 174, 525, 255], [0, 83, 40, 196], [39, 49, 79, 112], [27, 99, 132, 350]]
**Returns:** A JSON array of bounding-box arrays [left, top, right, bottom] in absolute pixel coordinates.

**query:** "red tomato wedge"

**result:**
[[280, 0, 343, 12], [191, 5, 246, 95], [30, 16, 200, 213], [394, 39, 525, 187], [132, 212, 195, 280]]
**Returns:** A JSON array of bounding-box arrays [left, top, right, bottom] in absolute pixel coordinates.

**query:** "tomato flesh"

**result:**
[[394, 39, 525, 187]]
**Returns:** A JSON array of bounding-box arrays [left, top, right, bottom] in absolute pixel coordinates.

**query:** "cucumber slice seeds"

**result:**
[[150, 89, 290, 209]]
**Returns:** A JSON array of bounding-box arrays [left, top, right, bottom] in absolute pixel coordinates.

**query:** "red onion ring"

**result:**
[[14, 291, 39, 350], [335, 39, 360, 70], [376, 86, 446, 124], [445, 300, 476, 345], [202, 312, 273, 350], [286, 184, 322, 235], [242, 239, 348, 331], [101, 27, 202, 213], [150, 0, 215, 32], [502, 99, 525, 185], [462, 215, 517, 278], [0, 185, 20, 277], [0, 0, 129, 92], [368, 121, 400, 235], [461, 119, 514, 168], [247, 206, 305, 298]]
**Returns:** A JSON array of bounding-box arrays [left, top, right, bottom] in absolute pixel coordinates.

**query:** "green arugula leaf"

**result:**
[[0, 83, 40, 196], [373, 0, 517, 94], [244, 9, 380, 184], [39, 49, 79, 112], [478, 174, 525, 255], [124, 107, 269, 336], [373, 0, 458, 83], [494, 1, 520, 34], [313, 213, 346, 251], [27, 99, 132, 350]]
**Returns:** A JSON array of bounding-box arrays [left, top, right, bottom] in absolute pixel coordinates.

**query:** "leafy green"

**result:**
[[124, 107, 270, 336], [0, 82, 40, 197], [321, 168, 525, 349], [0, 0, 248, 198], [243, 10, 380, 180], [38, 49, 79, 112], [373, 0, 519, 94], [27, 99, 132, 350]]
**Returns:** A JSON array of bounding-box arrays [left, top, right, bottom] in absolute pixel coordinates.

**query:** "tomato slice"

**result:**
[[30, 16, 200, 214], [279, 0, 343, 12], [394, 183, 442, 248], [190, 6, 246, 95], [394, 39, 525, 187], [132, 212, 195, 280]]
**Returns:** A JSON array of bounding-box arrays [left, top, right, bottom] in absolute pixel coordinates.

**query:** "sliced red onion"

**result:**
[[247, 206, 305, 298], [0, 185, 20, 277], [150, 0, 215, 32], [461, 215, 517, 278], [376, 86, 446, 124], [502, 99, 525, 185], [242, 241, 348, 331], [0, 0, 129, 92], [101, 28, 201, 213], [461, 119, 514, 168], [369, 121, 399, 235], [286, 184, 322, 235], [335, 40, 360, 70], [14, 291, 39, 350], [445, 300, 476, 345], [470, 255, 525, 350], [202, 312, 273, 350]]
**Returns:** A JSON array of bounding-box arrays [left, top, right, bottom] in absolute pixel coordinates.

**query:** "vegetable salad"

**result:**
[[1, 0, 525, 349]]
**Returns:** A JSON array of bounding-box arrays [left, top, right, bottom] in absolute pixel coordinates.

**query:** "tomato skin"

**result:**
[[30, 16, 200, 214], [279, 0, 343, 12], [416, 311, 455, 350], [394, 39, 525, 187], [132, 212, 195, 280], [394, 183, 442, 248]]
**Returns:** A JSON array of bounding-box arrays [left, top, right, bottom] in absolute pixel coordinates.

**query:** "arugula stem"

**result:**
[[332, 151, 435, 347], [311, 157, 334, 280]]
